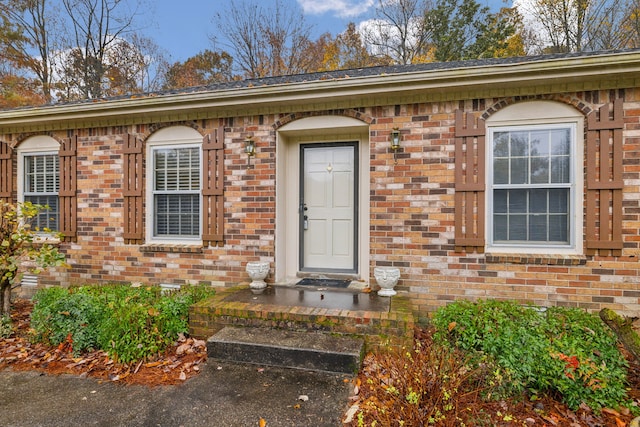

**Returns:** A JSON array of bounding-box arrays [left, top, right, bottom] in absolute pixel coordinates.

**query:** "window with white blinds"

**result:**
[[152, 145, 201, 238], [24, 153, 59, 231]]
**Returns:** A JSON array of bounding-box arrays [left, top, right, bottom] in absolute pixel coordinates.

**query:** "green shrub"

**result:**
[[30, 284, 215, 363], [31, 287, 105, 353], [432, 299, 630, 412], [0, 314, 12, 338], [97, 287, 205, 364]]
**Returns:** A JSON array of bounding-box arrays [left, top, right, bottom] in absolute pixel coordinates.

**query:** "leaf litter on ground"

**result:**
[[0, 299, 207, 386]]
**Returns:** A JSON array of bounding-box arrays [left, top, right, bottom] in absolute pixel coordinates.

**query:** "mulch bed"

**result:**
[[344, 327, 640, 426], [0, 299, 207, 387], [3, 299, 640, 426]]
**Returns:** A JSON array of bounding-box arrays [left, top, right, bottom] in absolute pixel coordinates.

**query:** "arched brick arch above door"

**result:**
[[273, 109, 374, 130]]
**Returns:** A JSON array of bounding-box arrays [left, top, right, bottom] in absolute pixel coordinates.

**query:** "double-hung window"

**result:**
[[486, 101, 583, 254], [24, 153, 59, 231], [151, 144, 201, 240], [17, 135, 61, 234]]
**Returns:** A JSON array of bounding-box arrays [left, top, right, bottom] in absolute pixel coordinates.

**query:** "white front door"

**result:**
[[300, 143, 358, 272]]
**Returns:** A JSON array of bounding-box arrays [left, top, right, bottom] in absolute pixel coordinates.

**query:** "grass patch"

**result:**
[[30, 284, 215, 363]]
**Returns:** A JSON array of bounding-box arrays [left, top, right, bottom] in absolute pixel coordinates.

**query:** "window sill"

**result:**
[[31, 236, 62, 247], [140, 244, 203, 254], [485, 253, 587, 266]]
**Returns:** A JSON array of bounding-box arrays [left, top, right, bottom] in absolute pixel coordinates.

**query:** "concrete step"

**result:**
[[207, 327, 364, 374]]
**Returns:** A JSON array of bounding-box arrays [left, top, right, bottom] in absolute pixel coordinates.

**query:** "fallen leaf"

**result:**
[[615, 417, 626, 427], [259, 418, 267, 427], [603, 408, 622, 417], [343, 404, 359, 423], [448, 321, 457, 332], [293, 404, 301, 409], [144, 361, 163, 368], [179, 371, 187, 381]]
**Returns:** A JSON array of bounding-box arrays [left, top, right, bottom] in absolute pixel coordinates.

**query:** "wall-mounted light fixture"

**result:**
[[390, 127, 401, 164], [390, 127, 401, 151], [244, 136, 256, 164]]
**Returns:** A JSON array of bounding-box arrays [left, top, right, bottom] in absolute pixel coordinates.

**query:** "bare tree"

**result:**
[[627, 0, 640, 47], [60, 0, 141, 99], [518, 0, 639, 52], [114, 34, 169, 94], [361, 0, 433, 65], [583, 0, 636, 50], [0, 0, 60, 103], [212, 0, 317, 78], [321, 23, 392, 71]]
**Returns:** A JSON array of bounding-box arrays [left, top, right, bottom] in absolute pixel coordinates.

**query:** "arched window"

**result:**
[[146, 126, 203, 243], [485, 101, 584, 254], [17, 136, 60, 232]]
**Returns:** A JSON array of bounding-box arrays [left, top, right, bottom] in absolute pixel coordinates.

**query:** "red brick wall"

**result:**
[[4, 89, 640, 318]]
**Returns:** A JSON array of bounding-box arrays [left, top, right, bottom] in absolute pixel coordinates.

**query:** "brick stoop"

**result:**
[[189, 285, 415, 357], [208, 326, 364, 374]]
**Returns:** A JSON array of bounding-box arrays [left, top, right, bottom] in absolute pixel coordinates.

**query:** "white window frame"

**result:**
[[486, 101, 584, 255], [145, 127, 203, 245], [17, 136, 60, 236]]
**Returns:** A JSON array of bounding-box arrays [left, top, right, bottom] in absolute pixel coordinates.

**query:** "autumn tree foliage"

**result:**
[[321, 23, 392, 71], [0, 0, 167, 104], [517, 0, 640, 53], [60, 0, 144, 99], [0, 71, 46, 108], [361, 0, 521, 64], [212, 0, 323, 78], [0, 0, 59, 104], [164, 50, 234, 89], [425, 0, 525, 61], [0, 202, 66, 316]]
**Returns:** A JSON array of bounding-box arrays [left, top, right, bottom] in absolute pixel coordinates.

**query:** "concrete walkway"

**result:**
[[0, 361, 353, 427]]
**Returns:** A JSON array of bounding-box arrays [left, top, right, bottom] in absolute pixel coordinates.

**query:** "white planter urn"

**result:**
[[374, 267, 400, 297], [246, 261, 270, 290]]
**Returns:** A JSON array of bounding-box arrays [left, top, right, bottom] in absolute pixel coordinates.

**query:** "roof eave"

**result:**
[[1, 51, 639, 133]]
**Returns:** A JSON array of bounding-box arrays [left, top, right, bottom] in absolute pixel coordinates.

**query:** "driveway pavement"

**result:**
[[0, 361, 353, 427]]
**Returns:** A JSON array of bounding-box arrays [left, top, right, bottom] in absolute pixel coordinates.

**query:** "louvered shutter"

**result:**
[[0, 141, 13, 203], [202, 126, 224, 247], [123, 134, 144, 244], [59, 136, 77, 241], [586, 99, 624, 256], [454, 109, 486, 252]]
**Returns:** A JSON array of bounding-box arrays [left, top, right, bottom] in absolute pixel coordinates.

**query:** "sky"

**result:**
[[149, 0, 507, 63]]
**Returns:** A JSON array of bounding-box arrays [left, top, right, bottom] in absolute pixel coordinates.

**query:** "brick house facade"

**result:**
[[1, 50, 640, 316]]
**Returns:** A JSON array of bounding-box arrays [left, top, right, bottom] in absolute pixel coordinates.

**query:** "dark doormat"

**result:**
[[296, 278, 351, 288]]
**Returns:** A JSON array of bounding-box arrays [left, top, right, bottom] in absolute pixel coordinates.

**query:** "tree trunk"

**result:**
[[0, 278, 10, 316], [599, 308, 640, 362]]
